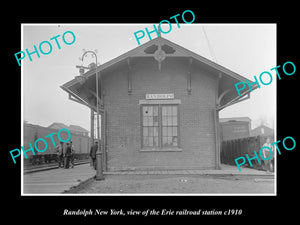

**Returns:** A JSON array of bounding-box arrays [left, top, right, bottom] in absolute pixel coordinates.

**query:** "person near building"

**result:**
[[70, 141, 75, 168], [64, 142, 72, 169], [90, 141, 98, 170], [262, 138, 274, 172], [55, 142, 64, 168]]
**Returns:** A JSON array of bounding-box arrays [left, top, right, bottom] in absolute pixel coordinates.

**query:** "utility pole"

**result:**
[[79, 50, 104, 180]]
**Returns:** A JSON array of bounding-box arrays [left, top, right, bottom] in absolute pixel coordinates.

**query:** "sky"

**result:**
[[22, 23, 276, 132]]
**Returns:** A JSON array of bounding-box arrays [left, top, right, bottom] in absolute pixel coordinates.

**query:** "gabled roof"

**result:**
[[61, 36, 256, 111], [62, 36, 251, 88]]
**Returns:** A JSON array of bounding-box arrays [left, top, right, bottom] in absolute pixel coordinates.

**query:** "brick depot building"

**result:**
[[61, 36, 254, 171]]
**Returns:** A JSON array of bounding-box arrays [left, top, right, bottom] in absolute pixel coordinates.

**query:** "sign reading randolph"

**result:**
[[145, 93, 174, 100]]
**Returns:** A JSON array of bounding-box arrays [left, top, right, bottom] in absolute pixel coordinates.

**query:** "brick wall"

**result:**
[[102, 57, 218, 170]]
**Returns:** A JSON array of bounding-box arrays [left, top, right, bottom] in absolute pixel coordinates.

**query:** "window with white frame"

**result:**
[[142, 105, 179, 149]]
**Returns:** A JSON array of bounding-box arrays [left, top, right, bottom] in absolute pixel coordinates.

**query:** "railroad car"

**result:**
[[23, 123, 91, 165]]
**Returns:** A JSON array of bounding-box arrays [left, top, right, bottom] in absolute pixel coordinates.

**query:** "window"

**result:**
[[162, 106, 178, 147], [142, 105, 179, 149], [142, 106, 159, 147]]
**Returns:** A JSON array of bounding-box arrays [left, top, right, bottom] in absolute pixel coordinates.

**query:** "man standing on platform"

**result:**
[[70, 141, 75, 168], [55, 142, 64, 168], [90, 141, 98, 170], [64, 142, 72, 169]]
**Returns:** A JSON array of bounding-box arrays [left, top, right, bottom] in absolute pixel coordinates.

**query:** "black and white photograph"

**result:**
[[21, 24, 276, 195], [4, 6, 298, 224]]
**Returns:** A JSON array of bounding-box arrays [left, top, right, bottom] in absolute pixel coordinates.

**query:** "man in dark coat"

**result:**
[[64, 142, 72, 169], [55, 142, 64, 168], [90, 141, 98, 170], [70, 141, 75, 168]]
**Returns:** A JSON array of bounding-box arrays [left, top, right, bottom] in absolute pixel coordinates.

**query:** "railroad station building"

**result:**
[[61, 36, 254, 171]]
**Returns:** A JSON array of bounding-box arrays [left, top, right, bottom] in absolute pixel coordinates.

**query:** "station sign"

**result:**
[[145, 93, 174, 100]]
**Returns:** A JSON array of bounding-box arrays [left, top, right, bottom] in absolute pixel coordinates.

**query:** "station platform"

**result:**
[[23, 163, 95, 194], [23, 163, 274, 194], [104, 164, 274, 176]]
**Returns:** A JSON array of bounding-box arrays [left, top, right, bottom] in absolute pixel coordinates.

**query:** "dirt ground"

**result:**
[[71, 174, 275, 194]]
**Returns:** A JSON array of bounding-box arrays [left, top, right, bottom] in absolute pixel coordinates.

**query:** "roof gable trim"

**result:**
[[62, 36, 252, 89]]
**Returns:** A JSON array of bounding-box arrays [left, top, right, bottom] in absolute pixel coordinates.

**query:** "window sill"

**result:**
[[140, 148, 182, 152]]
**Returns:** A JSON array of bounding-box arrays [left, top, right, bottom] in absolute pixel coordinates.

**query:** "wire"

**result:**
[[202, 26, 218, 63]]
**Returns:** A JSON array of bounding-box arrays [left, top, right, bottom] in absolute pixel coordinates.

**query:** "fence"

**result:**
[[221, 135, 274, 169]]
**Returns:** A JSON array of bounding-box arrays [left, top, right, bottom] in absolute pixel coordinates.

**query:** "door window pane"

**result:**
[[162, 116, 167, 126], [168, 137, 172, 145], [173, 127, 177, 136], [148, 117, 153, 126], [148, 107, 153, 116], [168, 127, 173, 136], [173, 116, 177, 126], [153, 106, 158, 116], [172, 106, 177, 115], [148, 127, 153, 136], [143, 106, 148, 116], [162, 127, 167, 136], [143, 137, 149, 146], [153, 137, 158, 147], [148, 137, 153, 146], [143, 117, 148, 126], [168, 106, 172, 115], [153, 116, 158, 126], [172, 137, 178, 146], [153, 127, 158, 136], [143, 127, 148, 136], [162, 107, 167, 116], [167, 116, 172, 126], [162, 137, 168, 147]]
